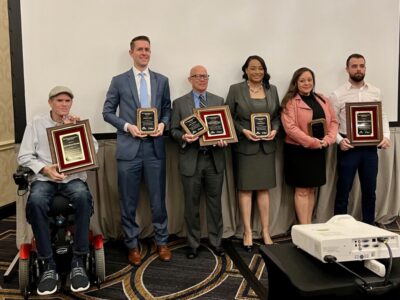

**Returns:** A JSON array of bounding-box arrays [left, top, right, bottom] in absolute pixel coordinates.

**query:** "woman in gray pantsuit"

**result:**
[[226, 55, 280, 251]]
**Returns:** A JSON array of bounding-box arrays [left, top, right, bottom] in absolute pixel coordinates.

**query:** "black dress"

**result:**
[[284, 94, 327, 187]]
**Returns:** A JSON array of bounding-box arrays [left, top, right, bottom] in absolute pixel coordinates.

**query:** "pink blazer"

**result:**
[[281, 93, 338, 149]]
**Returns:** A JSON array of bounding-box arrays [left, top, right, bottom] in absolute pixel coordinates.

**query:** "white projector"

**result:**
[[291, 215, 400, 263]]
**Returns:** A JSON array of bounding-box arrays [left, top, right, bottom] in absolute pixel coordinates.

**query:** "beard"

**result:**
[[350, 73, 365, 82]]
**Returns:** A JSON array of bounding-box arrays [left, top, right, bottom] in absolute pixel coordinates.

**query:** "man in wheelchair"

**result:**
[[17, 86, 99, 295]]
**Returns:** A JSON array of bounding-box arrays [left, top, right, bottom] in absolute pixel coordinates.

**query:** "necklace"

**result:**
[[247, 81, 263, 93]]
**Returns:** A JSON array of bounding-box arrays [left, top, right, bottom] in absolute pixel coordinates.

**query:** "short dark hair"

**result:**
[[130, 35, 151, 50], [346, 53, 365, 67], [241, 55, 271, 89]]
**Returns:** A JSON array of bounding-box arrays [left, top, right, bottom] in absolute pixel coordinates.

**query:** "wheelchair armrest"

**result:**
[[13, 166, 33, 191]]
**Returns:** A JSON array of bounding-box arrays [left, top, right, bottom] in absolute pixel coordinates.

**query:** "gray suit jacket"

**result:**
[[171, 91, 226, 176], [226, 81, 281, 155], [103, 68, 171, 160]]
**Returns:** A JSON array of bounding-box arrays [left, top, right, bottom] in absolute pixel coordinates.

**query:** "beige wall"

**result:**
[[0, 0, 17, 207]]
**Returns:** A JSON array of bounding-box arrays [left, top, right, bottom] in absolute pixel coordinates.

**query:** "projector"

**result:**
[[291, 215, 400, 263]]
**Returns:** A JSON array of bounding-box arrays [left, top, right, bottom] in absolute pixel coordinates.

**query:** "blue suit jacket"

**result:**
[[103, 68, 171, 160]]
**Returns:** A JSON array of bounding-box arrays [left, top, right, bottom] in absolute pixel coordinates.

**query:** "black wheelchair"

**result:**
[[13, 167, 105, 298]]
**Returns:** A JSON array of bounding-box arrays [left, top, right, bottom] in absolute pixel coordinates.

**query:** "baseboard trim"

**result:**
[[0, 202, 16, 219]]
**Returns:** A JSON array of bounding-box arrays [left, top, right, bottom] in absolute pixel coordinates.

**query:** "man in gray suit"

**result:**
[[171, 65, 227, 259], [103, 36, 171, 266]]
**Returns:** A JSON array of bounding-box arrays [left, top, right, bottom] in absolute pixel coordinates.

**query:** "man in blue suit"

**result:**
[[103, 36, 171, 266]]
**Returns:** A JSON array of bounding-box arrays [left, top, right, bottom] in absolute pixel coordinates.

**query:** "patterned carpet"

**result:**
[[1, 216, 399, 299], [0, 216, 278, 299]]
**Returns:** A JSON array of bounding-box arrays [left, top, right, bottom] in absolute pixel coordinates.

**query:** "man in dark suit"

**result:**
[[103, 36, 171, 266], [171, 65, 227, 259]]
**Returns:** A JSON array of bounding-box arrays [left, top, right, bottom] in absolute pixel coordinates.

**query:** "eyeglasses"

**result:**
[[190, 74, 210, 80]]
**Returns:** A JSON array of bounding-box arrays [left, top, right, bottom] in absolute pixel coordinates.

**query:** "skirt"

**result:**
[[284, 143, 326, 187], [234, 147, 276, 190]]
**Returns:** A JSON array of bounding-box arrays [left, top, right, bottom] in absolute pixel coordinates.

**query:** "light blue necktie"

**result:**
[[139, 72, 149, 108]]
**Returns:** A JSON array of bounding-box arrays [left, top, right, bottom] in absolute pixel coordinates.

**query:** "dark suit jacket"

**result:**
[[226, 81, 281, 155], [103, 68, 171, 160], [171, 92, 225, 177]]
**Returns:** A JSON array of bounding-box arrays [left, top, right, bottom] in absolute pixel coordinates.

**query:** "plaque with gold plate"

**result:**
[[46, 119, 98, 175], [137, 108, 158, 134], [251, 113, 271, 138]]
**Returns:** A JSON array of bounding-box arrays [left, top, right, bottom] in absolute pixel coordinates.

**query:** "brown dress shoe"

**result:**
[[157, 245, 172, 262], [128, 247, 141, 266]]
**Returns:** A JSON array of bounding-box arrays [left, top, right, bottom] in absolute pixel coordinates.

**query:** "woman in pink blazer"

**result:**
[[281, 67, 338, 224]]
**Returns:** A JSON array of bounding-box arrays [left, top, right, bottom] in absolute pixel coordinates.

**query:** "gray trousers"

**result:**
[[181, 152, 224, 249]]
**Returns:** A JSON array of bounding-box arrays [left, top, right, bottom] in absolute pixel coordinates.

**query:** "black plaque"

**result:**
[[180, 114, 208, 137], [308, 118, 327, 139], [137, 108, 158, 134], [251, 113, 271, 137]]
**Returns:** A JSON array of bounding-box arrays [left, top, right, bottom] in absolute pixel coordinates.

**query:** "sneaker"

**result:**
[[37, 264, 59, 295], [70, 261, 90, 292]]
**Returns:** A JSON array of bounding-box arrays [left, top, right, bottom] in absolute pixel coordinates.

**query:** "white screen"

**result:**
[[21, 0, 399, 133]]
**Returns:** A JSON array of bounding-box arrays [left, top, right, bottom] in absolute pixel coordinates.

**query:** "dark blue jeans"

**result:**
[[334, 146, 378, 224], [26, 179, 92, 260]]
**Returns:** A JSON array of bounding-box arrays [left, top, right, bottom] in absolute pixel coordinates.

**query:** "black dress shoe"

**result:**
[[243, 245, 253, 253], [186, 247, 197, 259], [212, 245, 225, 257]]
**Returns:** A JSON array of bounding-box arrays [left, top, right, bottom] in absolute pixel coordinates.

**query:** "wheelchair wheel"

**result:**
[[19, 258, 30, 296], [94, 248, 105, 283]]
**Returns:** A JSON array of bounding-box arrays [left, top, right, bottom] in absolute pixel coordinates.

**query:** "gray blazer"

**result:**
[[103, 68, 171, 160], [171, 91, 226, 176], [226, 81, 280, 155]]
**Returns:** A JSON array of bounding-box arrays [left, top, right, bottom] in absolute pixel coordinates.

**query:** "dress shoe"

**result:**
[[128, 247, 141, 266], [186, 247, 197, 259], [243, 244, 253, 253], [211, 245, 225, 257], [157, 245, 172, 262], [243, 232, 253, 253]]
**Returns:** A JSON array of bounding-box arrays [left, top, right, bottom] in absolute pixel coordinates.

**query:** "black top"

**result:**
[[300, 94, 325, 139], [300, 94, 325, 119]]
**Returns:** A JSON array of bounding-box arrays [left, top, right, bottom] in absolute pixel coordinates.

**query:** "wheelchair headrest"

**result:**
[[48, 195, 75, 217]]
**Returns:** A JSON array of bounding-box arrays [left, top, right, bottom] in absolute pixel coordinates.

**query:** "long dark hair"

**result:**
[[281, 67, 320, 109], [241, 55, 271, 89]]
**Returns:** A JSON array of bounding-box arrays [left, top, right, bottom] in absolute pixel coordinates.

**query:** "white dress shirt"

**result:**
[[124, 66, 152, 132], [329, 81, 390, 144]]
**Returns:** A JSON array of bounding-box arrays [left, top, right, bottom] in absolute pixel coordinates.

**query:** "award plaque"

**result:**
[[345, 101, 383, 146], [194, 105, 238, 146], [47, 120, 98, 174], [251, 113, 271, 137], [308, 118, 327, 139], [137, 108, 158, 134], [180, 114, 208, 137]]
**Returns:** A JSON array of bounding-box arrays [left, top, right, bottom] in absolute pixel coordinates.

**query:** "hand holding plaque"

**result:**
[[194, 105, 238, 146], [308, 118, 327, 139], [180, 114, 208, 137], [46, 120, 98, 175], [137, 108, 158, 135], [251, 113, 271, 138], [345, 101, 383, 146]]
